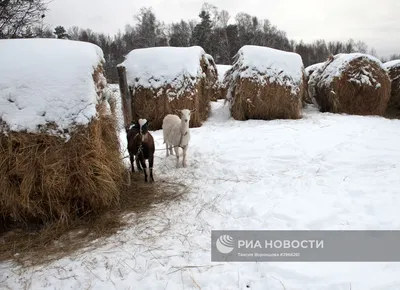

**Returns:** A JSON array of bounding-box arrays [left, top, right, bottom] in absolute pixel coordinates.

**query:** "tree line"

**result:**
[[1, 1, 399, 83]]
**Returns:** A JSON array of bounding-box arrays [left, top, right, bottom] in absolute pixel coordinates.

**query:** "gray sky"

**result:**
[[45, 0, 399, 59]]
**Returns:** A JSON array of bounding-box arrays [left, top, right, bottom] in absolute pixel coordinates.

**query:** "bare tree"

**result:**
[[218, 10, 230, 27], [0, 0, 49, 38], [67, 26, 80, 40]]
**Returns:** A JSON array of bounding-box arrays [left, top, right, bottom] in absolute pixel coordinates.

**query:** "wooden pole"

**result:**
[[117, 65, 132, 128]]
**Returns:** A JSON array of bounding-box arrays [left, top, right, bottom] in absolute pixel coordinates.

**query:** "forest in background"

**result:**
[[1, 1, 399, 82]]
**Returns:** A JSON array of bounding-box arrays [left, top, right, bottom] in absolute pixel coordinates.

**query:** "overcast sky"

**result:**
[[45, 0, 399, 59]]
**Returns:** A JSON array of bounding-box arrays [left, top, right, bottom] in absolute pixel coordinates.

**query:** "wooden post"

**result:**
[[117, 65, 132, 128]]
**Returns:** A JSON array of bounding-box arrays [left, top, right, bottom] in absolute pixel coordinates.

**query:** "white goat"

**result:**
[[162, 108, 196, 168]]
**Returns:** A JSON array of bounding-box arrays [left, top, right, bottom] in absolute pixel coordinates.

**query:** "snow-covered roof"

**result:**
[[0, 38, 105, 137], [305, 62, 324, 76], [216, 64, 232, 83], [309, 53, 386, 88], [383, 59, 400, 70], [228, 45, 304, 95], [119, 46, 208, 97]]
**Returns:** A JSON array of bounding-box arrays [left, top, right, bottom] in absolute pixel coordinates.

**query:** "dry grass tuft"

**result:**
[[0, 172, 186, 267], [310, 55, 391, 115]]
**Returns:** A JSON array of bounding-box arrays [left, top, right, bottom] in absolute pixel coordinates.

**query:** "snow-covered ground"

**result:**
[[2, 99, 400, 289]]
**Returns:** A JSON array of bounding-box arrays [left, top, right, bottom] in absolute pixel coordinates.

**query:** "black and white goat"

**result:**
[[126, 119, 155, 182]]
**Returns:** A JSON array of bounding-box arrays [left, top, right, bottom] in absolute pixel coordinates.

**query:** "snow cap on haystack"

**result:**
[[0, 38, 124, 225], [383, 59, 400, 110], [0, 38, 107, 138], [305, 62, 324, 78], [308, 53, 391, 115], [118, 46, 217, 129], [224, 45, 305, 120]]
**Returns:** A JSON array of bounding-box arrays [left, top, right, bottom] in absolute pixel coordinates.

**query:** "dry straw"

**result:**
[[304, 63, 324, 106], [225, 49, 305, 121], [385, 62, 400, 111], [121, 53, 217, 130], [0, 173, 186, 266], [0, 67, 125, 226], [309, 54, 391, 115], [205, 54, 220, 102], [216, 71, 229, 100]]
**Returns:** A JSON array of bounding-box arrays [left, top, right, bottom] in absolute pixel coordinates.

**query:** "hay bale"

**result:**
[[104, 84, 125, 131], [304, 62, 324, 105], [118, 46, 217, 130], [225, 45, 305, 120], [308, 53, 391, 115], [305, 62, 325, 79], [383, 60, 400, 110], [216, 64, 232, 100], [205, 54, 219, 101], [0, 39, 125, 225]]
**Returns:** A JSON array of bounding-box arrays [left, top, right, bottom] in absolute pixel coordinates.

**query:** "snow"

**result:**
[[0, 39, 105, 138], [305, 62, 324, 76], [104, 84, 130, 167], [119, 46, 207, 100], [104, 84, 124, 131], [383, 59, 400, 69], [3, 99, 400, 289], [310, 53, 386, 88], [227, 45, 304, 96], [216, 64, 232, 83]]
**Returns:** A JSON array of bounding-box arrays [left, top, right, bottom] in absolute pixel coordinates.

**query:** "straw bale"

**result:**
[[227, 77, 303, 120], [309, 54, 391, 115], [205, 54, 220, 101], [225, 46, 305, 120], [304, 62, 324, 105], [384, 60, 400, 110], [215, 64, 232, 100], [0, 66, 125, 225], [119, 47, 216, 130]]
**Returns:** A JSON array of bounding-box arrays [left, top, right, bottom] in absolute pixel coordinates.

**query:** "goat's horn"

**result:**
[[190, 108, 197, 113]]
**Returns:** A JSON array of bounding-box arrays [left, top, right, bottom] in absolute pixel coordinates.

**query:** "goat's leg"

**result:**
[[169, 145, 174, 156], [129, 153, 135, 172], [165, 143, 169, 157], [149, 154, 155, 182], [136, 156, 143, 171], [139, 155, 148, 182], [174, 146, 180, 168], [182, 145, 188, 167]]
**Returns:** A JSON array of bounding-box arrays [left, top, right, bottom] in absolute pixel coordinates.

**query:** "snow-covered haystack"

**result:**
[[225, 45, 305, 120], [0, 39, 125, 225], [104, 84, 125, 131], [205, 54, 219, 101], [304, 62, 324, 105], [305, 62, 324, 78], [118, 46, 217, 130], [216, 64, 232, 100], [309, 53, 391, 115], [383, 60, 400, 110]]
